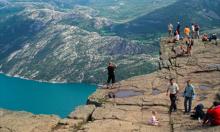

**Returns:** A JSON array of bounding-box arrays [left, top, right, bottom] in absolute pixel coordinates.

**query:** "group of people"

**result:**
[[168, 22, 200, 40], [105, 62, 220, 127], [169, 22, 218, 46], [171, 37, 194, 57], [166, 78, 220, 126], [104, 22, 219, 127], [167, 22, 198, 57], [166, 79, 195, 114]]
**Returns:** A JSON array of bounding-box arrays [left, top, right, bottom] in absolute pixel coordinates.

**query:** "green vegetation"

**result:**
[[87, 0, 177, 22]]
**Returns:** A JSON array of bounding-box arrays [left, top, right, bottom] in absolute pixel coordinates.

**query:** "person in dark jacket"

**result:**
[[191, 104, 205, 120], [209, 34, 217, 42], [107, 62, 116, 88], [176, 22, 181, 35], [194, 24, 200, 39]]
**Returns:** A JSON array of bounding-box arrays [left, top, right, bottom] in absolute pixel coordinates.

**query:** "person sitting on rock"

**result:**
[[191, 104, 205, 120], [174, 44, 186, 57], [174, 30, 180, 42], [168, 31, 180, 43], [148, 111, 159, 126], [203, 101, 220, 126], [202, 34, 209, 42], [186, 37, 194, 56], [208, 34, 217, 42]]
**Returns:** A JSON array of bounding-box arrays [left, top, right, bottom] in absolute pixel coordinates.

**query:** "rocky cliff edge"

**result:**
[[1, 38, 220, 132]]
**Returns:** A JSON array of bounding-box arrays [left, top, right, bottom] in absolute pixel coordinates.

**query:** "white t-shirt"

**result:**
[[175, 34, 180, 41], [168, 83, 179, 94], [192, 25, 195, 32], [168, 24, 173, 30], [148, 116, 159, 126]]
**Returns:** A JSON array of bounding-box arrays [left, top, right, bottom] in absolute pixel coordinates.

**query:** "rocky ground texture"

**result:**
[[1, 38, 220, 132]]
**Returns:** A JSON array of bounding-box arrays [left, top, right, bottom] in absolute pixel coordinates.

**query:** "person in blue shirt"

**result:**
[[183, 79, 195, 113]]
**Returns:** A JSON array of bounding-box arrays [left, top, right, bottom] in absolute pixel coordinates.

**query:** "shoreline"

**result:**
[[0, 72, 98, 119], [0, 72, 98, 86]]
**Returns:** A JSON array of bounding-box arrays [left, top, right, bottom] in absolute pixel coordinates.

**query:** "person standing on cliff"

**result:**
[[168, 23, 174, 37], [194, 23, 200, 39], [183, 79, 195, 114], [191, 23, 195, 39], [107, 62, 116, 89], [184, 26, 191, 38], [167, 78, 180, 114], [176, 22, 181, 35]]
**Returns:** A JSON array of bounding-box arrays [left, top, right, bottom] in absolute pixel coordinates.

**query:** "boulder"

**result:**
[[68, 105, 96, 122]]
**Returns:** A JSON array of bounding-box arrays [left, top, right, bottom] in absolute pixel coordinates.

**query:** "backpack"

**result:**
[[195, 25, 199, 31]]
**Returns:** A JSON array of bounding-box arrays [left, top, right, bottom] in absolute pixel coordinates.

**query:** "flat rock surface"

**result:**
[[0, 109, 60, 132], [84, 39, 220, 132]]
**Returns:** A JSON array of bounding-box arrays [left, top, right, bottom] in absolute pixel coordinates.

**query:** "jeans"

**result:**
[[107, 74, 115, 84], [192, 31, 195, 39], [195, 31, 200, 39], [184, 97, 192, 112], [168, 30, 173, 37], [169, 94, 177, 112]]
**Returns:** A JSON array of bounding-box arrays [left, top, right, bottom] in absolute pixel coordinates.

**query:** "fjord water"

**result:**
[[0, 74, 96, 118]]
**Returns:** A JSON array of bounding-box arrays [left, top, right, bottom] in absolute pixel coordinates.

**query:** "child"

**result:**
[[148, 111, 159, 126]]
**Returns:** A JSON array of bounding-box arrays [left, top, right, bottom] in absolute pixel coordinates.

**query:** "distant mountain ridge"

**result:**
[[112, 0, 220, 38]]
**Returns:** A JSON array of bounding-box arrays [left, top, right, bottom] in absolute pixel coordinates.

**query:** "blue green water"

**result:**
[[0, 74, 96, 118]]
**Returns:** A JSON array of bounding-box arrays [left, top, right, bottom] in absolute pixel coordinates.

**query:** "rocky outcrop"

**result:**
[[68, 105, 96, 122], [1, 38, 220, 132], [0, 109, 60, 132], [83, 38, 220, 132]]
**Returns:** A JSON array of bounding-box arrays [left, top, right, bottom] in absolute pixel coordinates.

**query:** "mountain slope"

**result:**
[[0, 4, 157, 83], [112, 0, 220, 38], [0, 0, 219, 83]]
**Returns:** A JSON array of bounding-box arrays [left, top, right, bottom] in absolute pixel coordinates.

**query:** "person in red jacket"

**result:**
[[203, 101, 220, 126]]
